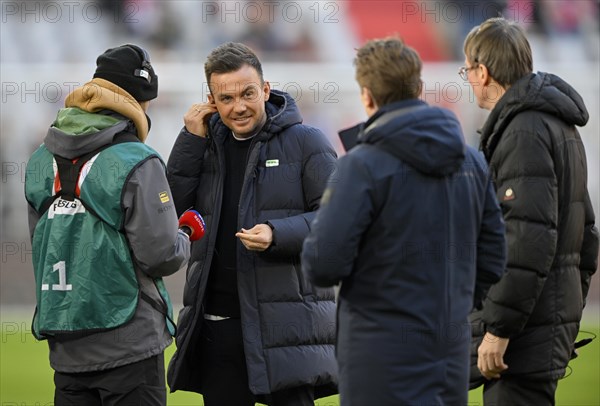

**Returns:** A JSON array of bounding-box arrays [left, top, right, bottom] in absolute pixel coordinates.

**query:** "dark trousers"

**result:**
[[54, 353, 166, 406], [199, 318, 315, 406], [483, 375, 558, 406]]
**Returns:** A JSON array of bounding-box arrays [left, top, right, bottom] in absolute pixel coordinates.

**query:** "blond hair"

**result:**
[[354, 37, 422, 106]]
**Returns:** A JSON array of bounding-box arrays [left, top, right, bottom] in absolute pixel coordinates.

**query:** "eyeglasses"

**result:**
[[458, 66, 475, 81]]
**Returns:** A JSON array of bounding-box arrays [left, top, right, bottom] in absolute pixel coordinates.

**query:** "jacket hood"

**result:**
[[360, 99, 466, 177], [44, 108, 129, 159], [210, 89, 302, 140], [481, 72, 589, 152], [262, 89, 303, 135], [64, 78, 150, 142]]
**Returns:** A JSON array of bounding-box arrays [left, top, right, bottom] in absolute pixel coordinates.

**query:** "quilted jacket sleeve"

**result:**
[[482, 127, 558, 338], [579, 192, 599, 305], [166, 128, 210, 216], [266, 127, 337, 257], [473, 151, 507, 310]]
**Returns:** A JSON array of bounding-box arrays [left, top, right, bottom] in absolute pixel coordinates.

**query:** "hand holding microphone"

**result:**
[[179, 210, 206, 241]]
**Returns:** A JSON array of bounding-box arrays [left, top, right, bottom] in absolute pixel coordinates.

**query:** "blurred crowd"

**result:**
[[2, 1, 598, 64], [1, 1, 599, 300]]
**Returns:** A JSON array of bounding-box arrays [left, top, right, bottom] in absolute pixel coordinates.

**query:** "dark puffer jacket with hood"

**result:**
[[166, 90, 338, 397], [302, 99, 507, 405], [473, 72, 599, 382]]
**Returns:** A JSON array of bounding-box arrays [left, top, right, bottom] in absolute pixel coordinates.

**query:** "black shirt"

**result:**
[[204, 134, 253, 318]]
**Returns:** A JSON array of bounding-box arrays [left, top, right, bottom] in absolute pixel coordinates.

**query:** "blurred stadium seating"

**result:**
[[1, 1, 598, 309]]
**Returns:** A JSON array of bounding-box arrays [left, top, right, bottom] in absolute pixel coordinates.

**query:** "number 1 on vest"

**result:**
[[41, 261, 72, 291]]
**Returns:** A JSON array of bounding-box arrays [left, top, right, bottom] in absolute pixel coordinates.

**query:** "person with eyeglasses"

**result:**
[[461, 17, 599, 405], [458, 65, 475, 81]]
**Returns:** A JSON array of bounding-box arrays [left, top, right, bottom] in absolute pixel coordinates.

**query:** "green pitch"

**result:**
[[1, 313, 597, 405]]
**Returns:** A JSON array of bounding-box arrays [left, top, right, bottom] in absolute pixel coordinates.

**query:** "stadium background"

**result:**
[[1, 1, 598, 404]]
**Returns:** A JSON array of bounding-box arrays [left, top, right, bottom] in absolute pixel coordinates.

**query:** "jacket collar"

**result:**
[[64, 78, 150, 142]]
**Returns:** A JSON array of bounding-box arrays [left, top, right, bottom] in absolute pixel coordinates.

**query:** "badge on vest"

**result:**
[[159, 191, 170, 203], [48, 197, 86, 219]]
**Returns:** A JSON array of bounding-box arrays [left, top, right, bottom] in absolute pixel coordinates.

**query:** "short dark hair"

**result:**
[[354, 37, 422, 106], [204, 42, 264, 84], [464, 18, 533, 88]]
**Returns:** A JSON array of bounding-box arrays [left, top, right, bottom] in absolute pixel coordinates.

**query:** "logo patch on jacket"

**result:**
[[266, 159, 279, 167], [48, 197, 86, 219], [159, 191, 170, 203], [503, 187, 515, 201]]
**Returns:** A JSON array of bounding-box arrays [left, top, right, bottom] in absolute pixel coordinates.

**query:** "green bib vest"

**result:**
[[25, 142, 175, 339]]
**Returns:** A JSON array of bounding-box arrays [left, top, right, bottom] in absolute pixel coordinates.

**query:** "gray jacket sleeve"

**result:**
[[122, 156, 190, 278]]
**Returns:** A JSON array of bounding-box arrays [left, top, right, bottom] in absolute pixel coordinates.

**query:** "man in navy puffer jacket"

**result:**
[[167, 42, 338, 406], [302, 37, 507, 406]]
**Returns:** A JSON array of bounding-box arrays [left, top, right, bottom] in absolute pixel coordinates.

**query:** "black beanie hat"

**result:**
[[93, 44, 158, 101]]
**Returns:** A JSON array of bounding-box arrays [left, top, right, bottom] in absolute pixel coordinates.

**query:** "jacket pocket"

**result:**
[[294, 258, 312, 297], [183, 261, 204, 305], [469, 309, 486, 337], [174, 306, 193, 345]]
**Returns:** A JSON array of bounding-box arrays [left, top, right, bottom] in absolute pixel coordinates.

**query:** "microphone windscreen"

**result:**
[[179, 210, 206, 241]]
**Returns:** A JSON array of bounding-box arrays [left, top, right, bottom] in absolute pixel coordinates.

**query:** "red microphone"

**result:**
[[178, 210, 206, 241]]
